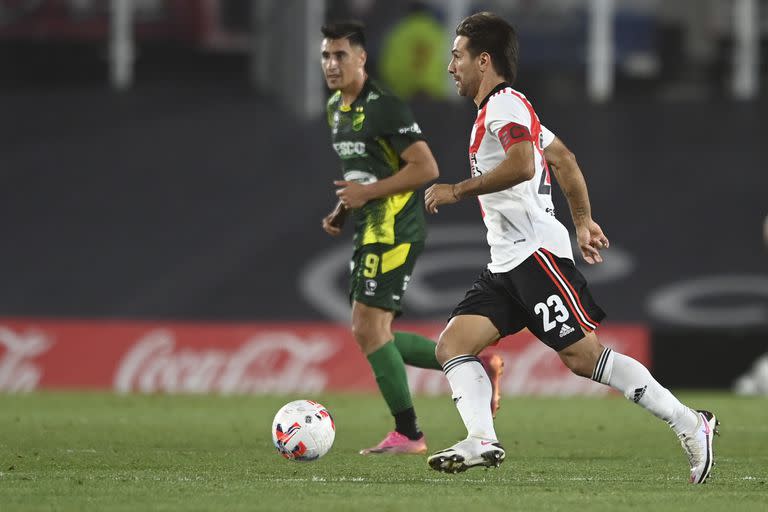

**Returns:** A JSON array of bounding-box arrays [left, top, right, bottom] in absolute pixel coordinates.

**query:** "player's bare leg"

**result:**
[[396, 331, 505, 417], [428, 315, 506, 472], [352, 302, 427, 455], [478, 352, 504, 418], [558, 330, 719, 484]]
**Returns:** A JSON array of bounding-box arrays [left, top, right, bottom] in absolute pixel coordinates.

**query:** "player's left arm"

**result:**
[[455, 141, 535, 197], [544, 135, 609, 264], [334, 141, 439, 209], [424, 129, 536, 212]]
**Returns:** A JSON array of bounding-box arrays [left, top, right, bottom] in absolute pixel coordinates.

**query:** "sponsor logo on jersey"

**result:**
[[333, 141, 367, 158], [469, 152, 482, 177], [343, 170, 378, 184], [398, 123, 421, 135], [364, 279, 378, 296], [558, 323, 575, 338], [365, 92, 380, 103]]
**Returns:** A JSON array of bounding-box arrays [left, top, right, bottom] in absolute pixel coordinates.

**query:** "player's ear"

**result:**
[[358, 48, 367, 67], [478, 52, 490, 72]]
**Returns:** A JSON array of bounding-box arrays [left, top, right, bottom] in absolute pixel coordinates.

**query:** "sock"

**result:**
[[394, 407, 422, 440], [443, 355, 497, 441], [593, 348, 699, 435], [367, 341, 420, 436], [393, 331, 441, 370]]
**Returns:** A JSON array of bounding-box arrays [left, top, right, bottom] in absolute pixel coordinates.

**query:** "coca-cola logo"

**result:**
[[0, 326, 53, 392], [407, 337, 632, 396], [114, 329, 339, 394]]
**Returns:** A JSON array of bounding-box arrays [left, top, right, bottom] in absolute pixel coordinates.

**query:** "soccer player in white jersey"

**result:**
[[423, 12, 718, 483]]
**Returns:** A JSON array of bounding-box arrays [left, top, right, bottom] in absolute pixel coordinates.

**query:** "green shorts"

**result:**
[[349, 241, 424, 314]]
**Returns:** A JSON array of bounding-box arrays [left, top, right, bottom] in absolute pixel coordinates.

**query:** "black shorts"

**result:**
[[450, 248, 606, 351]]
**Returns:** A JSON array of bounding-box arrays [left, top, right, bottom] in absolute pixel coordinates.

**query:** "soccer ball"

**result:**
[[271, 400, 335, 461]]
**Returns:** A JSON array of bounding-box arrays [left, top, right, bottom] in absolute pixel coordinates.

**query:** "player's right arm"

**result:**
[[544, 135, 609, 264], [322, 199, 348, 236]]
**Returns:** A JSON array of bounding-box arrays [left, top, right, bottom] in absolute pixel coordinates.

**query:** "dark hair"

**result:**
[[456, 12, 518, 84], [321, 20, 366, 49]]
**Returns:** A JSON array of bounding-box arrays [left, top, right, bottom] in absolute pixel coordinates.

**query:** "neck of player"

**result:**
[[473, 77, 506, 108], [341, 71, 368, 106]]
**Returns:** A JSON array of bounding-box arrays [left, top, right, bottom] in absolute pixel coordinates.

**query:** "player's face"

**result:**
[[321, 38, 366, 91], [448, 36, 480, 97]]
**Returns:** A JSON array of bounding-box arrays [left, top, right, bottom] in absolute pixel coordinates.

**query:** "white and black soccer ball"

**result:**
[[271, 400, 335, 461]]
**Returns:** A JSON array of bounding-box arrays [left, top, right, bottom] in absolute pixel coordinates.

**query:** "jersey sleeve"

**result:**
[[486, 94, 535, 152], [540, 124, 556, 148], [373, 95, 425, 155], [326, 91, 340, 127]]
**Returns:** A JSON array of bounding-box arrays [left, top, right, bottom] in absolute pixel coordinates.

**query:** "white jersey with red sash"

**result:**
[[469, 84, 574, 273]]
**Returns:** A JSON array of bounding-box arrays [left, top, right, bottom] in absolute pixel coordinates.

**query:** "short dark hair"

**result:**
[[456, 12, 518, 84], [321, 20, 366, 49]]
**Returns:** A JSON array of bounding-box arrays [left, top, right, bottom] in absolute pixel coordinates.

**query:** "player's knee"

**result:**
[[558, 345, 599, 378], [351, 321, 378, 351], [435, 331, 464, 365], [351, 316, 391, 354], [558, 332, 604, 378], [560, 353, 593, 378], [434, 340, 451, 365]]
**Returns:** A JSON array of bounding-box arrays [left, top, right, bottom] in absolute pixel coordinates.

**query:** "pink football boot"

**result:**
[[359, 431, 428, 455]]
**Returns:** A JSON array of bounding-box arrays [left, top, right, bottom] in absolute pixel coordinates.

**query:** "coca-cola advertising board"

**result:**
[[0, 318, 648, 395]]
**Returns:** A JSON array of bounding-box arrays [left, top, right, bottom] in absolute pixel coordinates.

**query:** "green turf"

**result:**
[[0, 392, 766, 511]]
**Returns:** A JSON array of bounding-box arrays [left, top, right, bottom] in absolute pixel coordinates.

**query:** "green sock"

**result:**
[[393, 331, 442, 370], [366, 341, 414, 414]]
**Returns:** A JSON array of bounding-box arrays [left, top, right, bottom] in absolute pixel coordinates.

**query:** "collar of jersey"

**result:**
[[339, 79, 372, 112], [478, 81, 511, 110]]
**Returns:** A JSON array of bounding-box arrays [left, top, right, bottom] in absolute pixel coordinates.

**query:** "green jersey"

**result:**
[[327, 79, 427, 247]]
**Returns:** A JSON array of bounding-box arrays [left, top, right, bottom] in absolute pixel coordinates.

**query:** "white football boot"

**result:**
[[427, 437, 505, 473], [678, 409, 719, 484]]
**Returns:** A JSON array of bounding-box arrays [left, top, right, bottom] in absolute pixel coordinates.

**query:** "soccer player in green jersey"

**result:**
[[319, 21, 503, 455]]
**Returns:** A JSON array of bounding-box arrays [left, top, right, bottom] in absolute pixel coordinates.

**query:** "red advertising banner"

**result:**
[[0, 318, 649, 395]]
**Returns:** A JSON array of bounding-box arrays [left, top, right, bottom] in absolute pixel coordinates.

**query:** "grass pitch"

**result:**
[[0, 392, 766, 511]]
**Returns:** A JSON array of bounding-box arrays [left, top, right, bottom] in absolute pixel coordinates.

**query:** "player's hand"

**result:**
[[576, 220, 609, 264], [322, 211, 342, 236], [334, 180, 371, 209], [424, 183, 459, 214]]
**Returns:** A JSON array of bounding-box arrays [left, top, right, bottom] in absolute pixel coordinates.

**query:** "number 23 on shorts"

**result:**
[[534, 294, 570, 332]]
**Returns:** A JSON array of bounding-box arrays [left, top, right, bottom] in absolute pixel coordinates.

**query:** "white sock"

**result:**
[[443, 355, 498, 441], [592, 348, 699, 435]]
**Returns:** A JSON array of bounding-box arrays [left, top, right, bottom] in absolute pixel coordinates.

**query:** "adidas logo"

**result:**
[[632, 385, 647, 403], [558, 323, 575, 338]]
